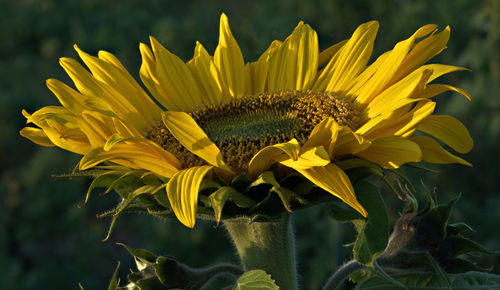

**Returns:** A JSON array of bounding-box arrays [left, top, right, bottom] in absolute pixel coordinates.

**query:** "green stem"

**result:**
[[322, 259, 364, 290], [223, 214, 297, 289]]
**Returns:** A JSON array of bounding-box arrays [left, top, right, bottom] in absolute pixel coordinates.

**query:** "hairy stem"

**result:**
[[224, 214, 297, 289], [322, 259, 365, 290]]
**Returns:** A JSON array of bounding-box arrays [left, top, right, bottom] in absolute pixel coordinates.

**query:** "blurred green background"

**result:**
[[1, 0, 499, 289]]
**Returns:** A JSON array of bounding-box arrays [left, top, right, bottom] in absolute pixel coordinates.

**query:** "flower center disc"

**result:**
[[147, 90, 359, 173]]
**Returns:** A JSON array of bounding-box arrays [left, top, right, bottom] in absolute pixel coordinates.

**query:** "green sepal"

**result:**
[[108, 262, 121, 290], [208, 186, 256, 224], [233, 269, 279, 290]]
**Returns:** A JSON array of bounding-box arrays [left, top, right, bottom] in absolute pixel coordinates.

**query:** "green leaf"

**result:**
[[108, 262, 121, 290], [325, 200, 364, 222], [231, 174, 252, 191], [355, 271, 500, 289], [353, 181, 389, 265], [234, 270, 279, 290], [247, 171, 280, 189], [208, 186, 256, 224]]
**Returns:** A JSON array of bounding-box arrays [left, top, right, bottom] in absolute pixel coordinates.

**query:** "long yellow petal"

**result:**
[[77, 111, 116, 147], [79, 139, 180, 177], [187, 41, 224, 104], [417, 115, 473, 154], [20, 127, 55, 147], [362, 68, 432, 120], [294, 164, 367, 217], [355, 136, 421, 169], [46, 79, 86, 113], [354, 24, 437, 108], [418, 84, 471, 101], [167, 165, 213, 228], [214, 13, 245, 98], [363, 101, 436, 139], [392, 26, 450, 81], [139, 43, 181, 111], [267, 22, 318, 91], [410, 136, 471, 166], [318, 39, 347, 68], [74, 45, 161, 127], [150, 37, 203, 110], [162, 111, 232, 172], [247, 138, 300, 177], [324, 21, 379, 93], [248, 40, 282, 94]]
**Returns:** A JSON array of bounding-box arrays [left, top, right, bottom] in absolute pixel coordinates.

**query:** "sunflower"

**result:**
[[21, 14, 472, 228]]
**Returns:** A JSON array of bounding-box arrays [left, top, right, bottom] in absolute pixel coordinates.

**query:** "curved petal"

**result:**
[[267, 22, 318, 91], [392, 26, 450, 82], [410, 136, 472, 166], [79, 139, 180, 178], [214, 13, 245, 98], [20, 127, 55, 147], [294, 164, 367, 217], [418, 84, 471, 101], [354, 24, 437, 108], [279, 146, 330, 170], [303, 117, 340, 158], [46, 79, 86, 113], [355, 136, 421, 169], [167, 165, 213, 228], [332, 127, 371, 157], [162, 111, 232, 173], [247, 138, 300, 177], [417, 115, 473, 154]]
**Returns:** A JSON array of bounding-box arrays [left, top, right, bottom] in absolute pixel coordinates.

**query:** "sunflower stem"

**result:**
[[224, 213, 298, 289]]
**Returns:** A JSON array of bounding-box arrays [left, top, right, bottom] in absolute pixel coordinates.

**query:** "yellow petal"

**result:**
[[363, 68, 432, 120], [46, 79, 85, 113], [418, 84, 471, 101], [248, 40, 282, 94], [363, 101, 436, 139], [79, 139, 180, 177], [150, 37, 203, 110], [294, 164, 367, 217], [74, 45, 161, 127], [410, 136, 472, 166], [417, 115, 473, 154], [187, 41, 225, 104], [247, 138, 300, 177], [267, 22, 318, 91], [77, 110, 115, 147], [20, 127, 55, 147], [279, 146, 330, 170], [303, 117, 339, 157], [354, 24, 437, 108], [139, 42, 181, 111], [332, 127, 371, 157], [214, 13, 245, 97], [167, 165, 213, 228], [323, 21, 379, 93], [355, 136, 421, 169], [392, 26, 450, 81], [162, 111, 232, 172], [318, 39, 347, 68]]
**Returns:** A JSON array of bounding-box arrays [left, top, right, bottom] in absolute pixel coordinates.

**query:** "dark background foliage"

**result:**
[[1, 0, 498, 289]]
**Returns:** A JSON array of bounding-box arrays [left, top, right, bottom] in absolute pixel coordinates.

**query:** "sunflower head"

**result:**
[[21, 13, 473, 229]]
